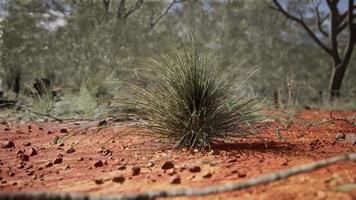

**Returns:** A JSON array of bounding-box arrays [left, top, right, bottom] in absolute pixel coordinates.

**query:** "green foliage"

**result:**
[[135, 41, 262, 150], [27, 82, 55, 115]]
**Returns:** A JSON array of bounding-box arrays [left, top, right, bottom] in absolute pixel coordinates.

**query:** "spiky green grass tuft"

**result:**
[[136, 42, 262, 150]]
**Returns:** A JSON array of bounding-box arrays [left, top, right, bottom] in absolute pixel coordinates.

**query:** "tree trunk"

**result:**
[[329, 63, 347, 100]]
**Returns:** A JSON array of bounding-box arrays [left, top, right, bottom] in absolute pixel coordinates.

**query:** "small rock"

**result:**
[[78, 157, 84, 161], [2, 140, 15, 148], [93, 160, 104, 168], [188, 166, 201, 173], [16, 150, 24, 155], [147, 162, 154, 168], [18, 154, 29, 162], [17, 164, 25, 169], [170, 175, 181, 184], [167, 168, 176, 176], [132, 166, 141, 176], [58, 143, 64, 147], [23, 142, 31, 147], [112, 176, 125, 183], [53, 157, 63, 164], [102, 149, 112, 156], [66, 147, 75, 154], [118, 165, 126, 170], [94, 179, 104, 185], [202, 172, 212, 178], [28, 147, 37, 156], [27, 171, 34, 176], [44, 162, 53, 168], [60, 128, 69, 133], [161, 161, 174, 170], [238, 172, 247, 178], [8, 172, 15, 177], [47, 130, 54, 134], [335, 133, 346, 140], [64, 164, 70, 170]]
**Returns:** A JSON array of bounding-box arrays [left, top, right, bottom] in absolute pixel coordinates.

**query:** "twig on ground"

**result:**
[[1, 153, 355, 200]]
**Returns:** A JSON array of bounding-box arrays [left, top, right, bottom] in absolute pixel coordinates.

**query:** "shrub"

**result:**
[[135, 41, 262, 150], [27, 80, 56, 115]]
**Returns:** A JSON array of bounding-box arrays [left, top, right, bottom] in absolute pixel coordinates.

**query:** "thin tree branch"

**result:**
[[148, 0, 182, 30], [270, 0, 333, 56], [315, 4, 329, 37], [122, 0, 144, 19], [0, 153, 355, 200]]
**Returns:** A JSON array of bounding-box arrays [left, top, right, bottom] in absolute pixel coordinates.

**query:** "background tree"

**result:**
[[269, 0, 356, 100]]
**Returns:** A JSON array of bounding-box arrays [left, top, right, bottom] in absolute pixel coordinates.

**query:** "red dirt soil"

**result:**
[[0, 110, 355, 200]]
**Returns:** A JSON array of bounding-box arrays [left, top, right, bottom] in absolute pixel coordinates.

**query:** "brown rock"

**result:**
[[167, 168, 176, 176], [8, 172, 15, 177], [170, 175, 181, 184], [60, 128, 69, 133], [161, 161, 174, 170], [23, 142, 31, 147], [53, 157, 63, 164], [66, 147, 75, 154], [44, 162, 53, 168], [2, 140, 14, 148], [18, 154, 29, 162], [94, 179, 104, 185], [78, 157, 84, 161], [64, 164, 70, 170], [94, 160, 104, 168], [188, 165, 201, 173], [28, 147, 37, 156], [112, 176, 125, 184], [132, 166, 141, 176], [147, 162, 154, 168], [238, 172, 247, 178], [202, 172, 212, 178], [118, 165, 126, 170]]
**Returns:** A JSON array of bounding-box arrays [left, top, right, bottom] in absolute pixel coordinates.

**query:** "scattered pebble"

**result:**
[[53, 157, 63, 164], [147, 162, 154, 168], [161, 161, 174, 170], [188, 165, 201, 173], [94, 160, 104, 168], [170, 175, 181, 184], [2, 140, 15, 148], [60, 128, 69, 133], [238, 172, 247, 178], [202, 172, 212, 178], [28, 147, 37, 156], [44, 162, 53, 168], [18, 154, 29, 162], [66, 147, 75, 154], [335, 133, 346, 140], [23, 142, 31, 147], [112, 176, 125, 184], [118, 165, 126, 170], [94, 179, 104, 185], [8, 172, 15, 177], [132, 166, 141, 176]]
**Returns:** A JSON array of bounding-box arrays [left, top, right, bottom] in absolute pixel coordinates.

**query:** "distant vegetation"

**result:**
[[0, 0, 355, 117]]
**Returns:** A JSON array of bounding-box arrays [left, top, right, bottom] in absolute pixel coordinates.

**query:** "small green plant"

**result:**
[[70, 84, 98, 117], [28, 80, 56, 115], [135, 40, 262, 150]]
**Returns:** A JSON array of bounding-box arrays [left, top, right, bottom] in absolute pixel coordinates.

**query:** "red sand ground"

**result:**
[[0, 110, 355, 200]]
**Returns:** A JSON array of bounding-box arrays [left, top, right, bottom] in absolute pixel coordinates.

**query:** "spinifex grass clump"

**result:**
[[136, 43, 261, 150]]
